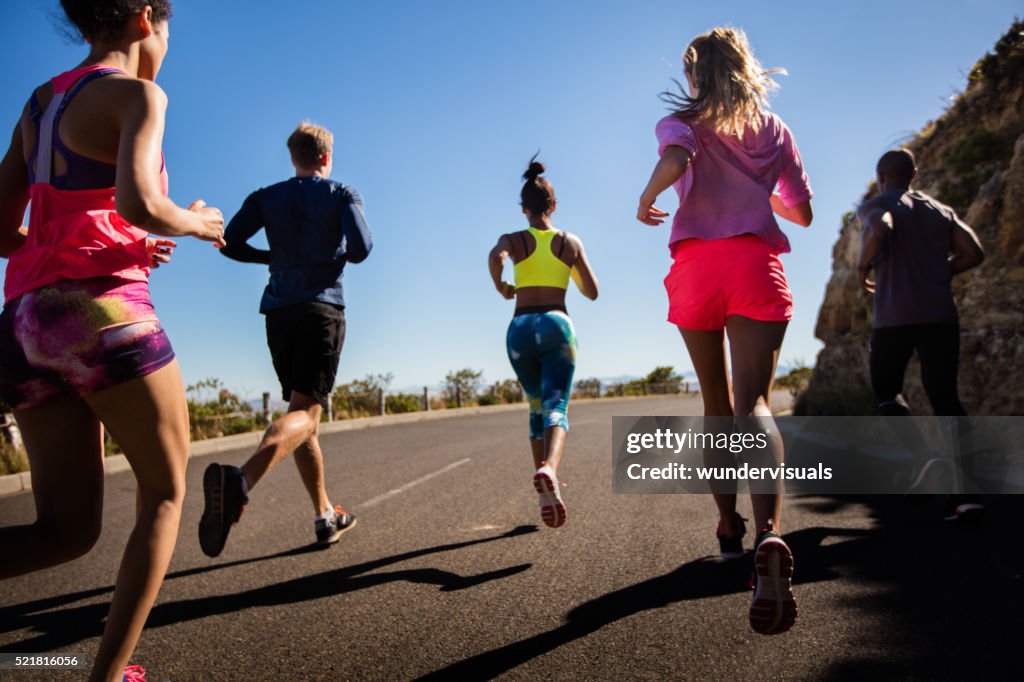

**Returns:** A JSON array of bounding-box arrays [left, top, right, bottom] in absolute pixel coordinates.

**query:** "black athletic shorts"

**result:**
[[265, 302, 345, 409], [869, 323, 965, 416]]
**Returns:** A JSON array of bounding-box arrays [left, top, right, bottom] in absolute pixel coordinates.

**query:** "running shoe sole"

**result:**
[[906, 458, 950, 497], [944, 503, 984, 523], [317, 516, 358, 546], [750, 536, 797, 635], [533, 470, 567, 528], [199, 464, 245, 558]]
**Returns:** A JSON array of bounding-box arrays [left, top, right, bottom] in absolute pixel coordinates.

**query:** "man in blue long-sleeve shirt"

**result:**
[[199, 122, 373, 557]]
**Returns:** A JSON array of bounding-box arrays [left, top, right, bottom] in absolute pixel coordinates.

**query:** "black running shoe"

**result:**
[[716, 513, 747, 560], [315, 505, 358, 545], [199, 463, 248, 557], [749, 520, 797, 635]]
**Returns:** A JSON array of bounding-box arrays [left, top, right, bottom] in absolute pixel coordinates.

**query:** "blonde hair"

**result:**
[[287, 121, 334, 169], [661, 27, 785, 137]]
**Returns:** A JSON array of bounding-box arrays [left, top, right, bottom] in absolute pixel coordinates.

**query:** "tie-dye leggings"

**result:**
[[0, 277, 175, 410], [506, 311, 577, 440]]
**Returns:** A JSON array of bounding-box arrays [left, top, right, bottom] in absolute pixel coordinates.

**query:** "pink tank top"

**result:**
[[4, 65, 169, 304]]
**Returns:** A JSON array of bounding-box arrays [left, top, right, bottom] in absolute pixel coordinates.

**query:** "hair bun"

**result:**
[[523, 154, 545, 182]]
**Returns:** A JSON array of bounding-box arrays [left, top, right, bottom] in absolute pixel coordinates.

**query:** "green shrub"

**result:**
[[187, 378, 261, 440], [775, 366, 813, 398], [969, 20, 1024, 83], [386, 393, 423, 414], [942, 129, 1008, 172], [492, 379, 524, 403], [477, 393, 499, 407], [938, 128, 1013, 212], [443, 368, 483, 407], [333, 373, 392, 419], [573, 378, 602, 399], [105, 432, 122, 455], [606, 366, 686, 396]]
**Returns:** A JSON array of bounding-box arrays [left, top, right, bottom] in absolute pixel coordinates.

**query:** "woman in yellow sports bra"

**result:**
[[488, 157, 598, 528]]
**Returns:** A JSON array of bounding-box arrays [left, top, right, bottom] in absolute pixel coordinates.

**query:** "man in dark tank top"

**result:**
[[857, 148, 985, 520]]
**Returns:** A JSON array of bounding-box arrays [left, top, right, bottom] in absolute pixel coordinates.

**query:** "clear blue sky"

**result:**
[[0, 1, 1018, 400]]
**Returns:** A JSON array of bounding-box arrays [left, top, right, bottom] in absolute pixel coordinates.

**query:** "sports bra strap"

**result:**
[[28, 92, 41, 122], [34, 92, 61, 185], [34, 68, 123, 187], [516, 229, 567, 261]]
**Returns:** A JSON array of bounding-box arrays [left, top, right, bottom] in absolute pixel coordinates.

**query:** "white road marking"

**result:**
[[356, 458, 472, 509]]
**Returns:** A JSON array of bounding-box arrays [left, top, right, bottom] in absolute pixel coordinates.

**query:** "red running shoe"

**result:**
[[122, 665, 146, 681]]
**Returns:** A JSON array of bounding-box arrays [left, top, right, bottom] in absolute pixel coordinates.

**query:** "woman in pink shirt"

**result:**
[[637, 27, 813, 636], [0, 1, 224, 679]]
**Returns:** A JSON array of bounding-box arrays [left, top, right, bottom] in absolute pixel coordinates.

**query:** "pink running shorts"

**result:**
[[664, 235, 793, 331]]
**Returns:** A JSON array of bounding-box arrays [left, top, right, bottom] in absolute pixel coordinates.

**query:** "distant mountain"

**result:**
[[394, 371, 704, 397], [246, 396, 289, 415]]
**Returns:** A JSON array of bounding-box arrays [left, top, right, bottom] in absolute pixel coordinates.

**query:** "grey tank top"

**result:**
[[871, 190, 958, 328]]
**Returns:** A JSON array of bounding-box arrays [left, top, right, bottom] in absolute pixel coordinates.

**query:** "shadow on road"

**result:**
[[0, 525, 539, 654], [5, 495, 1023, 680], [0, 543, 328, 629], [418, 495, 1024, 680]]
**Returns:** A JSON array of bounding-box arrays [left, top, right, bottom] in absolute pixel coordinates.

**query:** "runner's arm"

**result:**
[[340, 190, 372, 264], [221, 191, 271, 264], [568, 234, 599, 300], [489, 235, 515, 300], [770, 194, 813, 227], [857, 204, 891, 294], [949, 215, 984, 275], [774, 126, 814, 227], [115, 80, 225, 245], [637, 146, 691, 226], [0, 112, 29, 257]]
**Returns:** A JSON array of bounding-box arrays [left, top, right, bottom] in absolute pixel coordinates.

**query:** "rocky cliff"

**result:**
[[803, 22, 1024, 416]]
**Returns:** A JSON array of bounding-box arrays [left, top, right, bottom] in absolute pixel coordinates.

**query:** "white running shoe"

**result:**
[[533, 464, 567, 528], [749, 520, 797, 635]]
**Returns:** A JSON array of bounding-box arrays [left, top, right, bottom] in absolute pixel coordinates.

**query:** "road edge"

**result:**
[[0, 394, 712, 498]]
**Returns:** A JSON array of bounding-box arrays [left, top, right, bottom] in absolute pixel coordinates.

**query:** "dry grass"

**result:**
[[0, 440, 28, 476]]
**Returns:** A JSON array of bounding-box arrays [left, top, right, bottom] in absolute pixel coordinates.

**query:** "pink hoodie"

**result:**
[[655, 110, 812, 253]]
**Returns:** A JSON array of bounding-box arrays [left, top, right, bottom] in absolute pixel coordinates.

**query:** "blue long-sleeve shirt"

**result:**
[[221, 176, 373, 313]]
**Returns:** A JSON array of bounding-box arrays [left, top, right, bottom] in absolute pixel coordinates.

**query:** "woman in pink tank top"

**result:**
[[636, 28, 814, 637], [0, 2, 224, 680]]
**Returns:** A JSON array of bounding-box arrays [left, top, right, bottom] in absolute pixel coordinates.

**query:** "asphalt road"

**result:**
[[1, 396, 1022, 681]]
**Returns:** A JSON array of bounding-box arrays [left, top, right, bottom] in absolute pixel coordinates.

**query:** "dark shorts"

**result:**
[[870, 323, 965, 416], [0, 277, 175, 410], [265, 302, 345, 409]]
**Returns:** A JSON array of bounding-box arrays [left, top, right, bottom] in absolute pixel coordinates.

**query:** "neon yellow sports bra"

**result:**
[[513, 227, 571, 290]]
